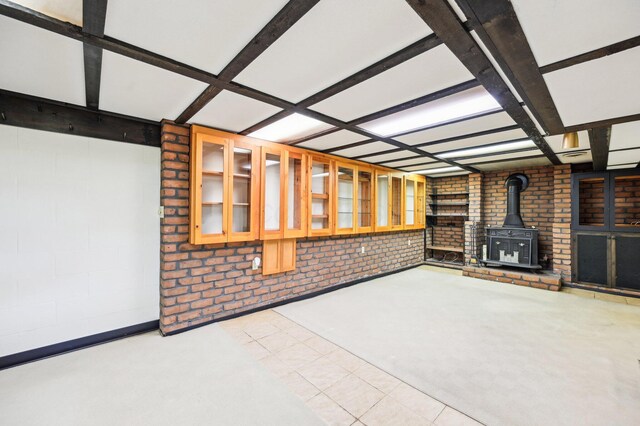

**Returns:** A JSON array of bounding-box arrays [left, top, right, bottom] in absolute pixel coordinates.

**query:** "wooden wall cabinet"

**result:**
[[260, 146, 286, 240], [308, 156, 334, 236], [403, 174, 426, 230], [284, 151, 308, 239], [262, 239, 296, 275], [335, 162, 357, 235], [190, 128, 259, 245], [374, 170, 392, 232], [357, 166, 374, 233], [390, 172, 405, 231]]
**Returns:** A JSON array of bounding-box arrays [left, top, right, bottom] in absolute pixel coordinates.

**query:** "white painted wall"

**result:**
[[0, 125, 160, 357]]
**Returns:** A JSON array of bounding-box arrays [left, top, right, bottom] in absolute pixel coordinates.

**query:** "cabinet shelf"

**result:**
[[203, 170, 224, 176], [233, 173, 251, 179], [312, 214, 329, 219], [233, 203, 250, 206], [312, 193, 329, 199], [203, 201, 223, 206]]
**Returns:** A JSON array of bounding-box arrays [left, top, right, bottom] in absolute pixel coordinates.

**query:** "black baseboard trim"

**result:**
[[163, 263, 423, 336], [562, 283, 640, 299], [0, 320, 159, 371]]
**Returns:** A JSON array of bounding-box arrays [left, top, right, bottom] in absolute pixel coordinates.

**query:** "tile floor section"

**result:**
[[220, 309, 482, 426]]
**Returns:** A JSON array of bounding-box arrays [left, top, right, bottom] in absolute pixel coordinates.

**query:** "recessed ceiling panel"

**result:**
[[0, 16, 85, 105], [234, 0, 433, 102], [610, 121, 640, 150], [608, 164, 638, 170], [608, 148, 640, 166], [359, 150, 416, 163], [189, 91, 281, 133], [475, 156, 551, 171], [297, 130, 367, 151], [383, 157, 438, 168], [247, 113, 332, 142], [105, 0, 289, 74], [458, 150, 543, 164], [402, 162, 447, 172], [395, 111, 515, 145], [12, 0, 82, 25], [100, 51, 208, 121], [422, 128, 528, 153], [332, 142, 395, 158], [358, 86, 501, 136], [545, 131, 589, 152], [544, 47, 640, 126], [512, 0, 640, 66], [309, 45, 474, 121]]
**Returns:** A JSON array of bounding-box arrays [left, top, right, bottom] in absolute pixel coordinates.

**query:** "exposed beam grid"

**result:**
[[405, 0, 561, 165], [588, 126, 612, 171], [455, 0, 564, 135], [82, 0, 108, 110], [239, 33, 443, 135], [175, 0, 320, 124]]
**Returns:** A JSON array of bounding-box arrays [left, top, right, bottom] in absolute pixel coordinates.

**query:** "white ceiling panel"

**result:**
[[608, 164, 638, 170], [0, 16, 85, 106], [332, 141, 395, 158], [395, 111, 515, 145], [100, 51, 208, 121], [545, 131, 589, 152], [512, 0, 640, 66], [383, 157, 438, 168], [309, 45, 474, 121], [475, 156, 551, 171], [297, 130, 367, 151], [105, 0, 289, 74], [247, 113, 332, 142], [402, 162, 447, 172], [423, 128, 528, 153], [544, 47, 640, 126], [12, 0, 82, 25], [608, 148, 640, 166], [610, 121, 640, 150], [458, 150, 543, 164], [189, 90, 281, 133], [359, 150, 416, 163], [425, 170, 471, 177], [234, 0, 433, 102], [358, 86, 501, 136]]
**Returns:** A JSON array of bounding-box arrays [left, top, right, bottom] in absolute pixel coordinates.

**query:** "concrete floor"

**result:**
[[277, 268, 640, 426], [1, 267, 638, 425]]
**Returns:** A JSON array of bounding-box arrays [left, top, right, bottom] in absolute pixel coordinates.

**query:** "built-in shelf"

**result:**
[[233, 173, 250, 179], [203, 201, 223, 205], [426, 245, 464, 253], [312, 193, 329, 199], [312, 214, 328, 219], [202, 170, 223, 176], [233, 203, 249, 206]]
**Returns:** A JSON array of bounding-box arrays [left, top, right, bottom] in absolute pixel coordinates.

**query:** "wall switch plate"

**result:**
[[361, 246, 365, 254], [158, 206, 165, 218], [408, 240, 411, 246], [252, 257, 261, 271]]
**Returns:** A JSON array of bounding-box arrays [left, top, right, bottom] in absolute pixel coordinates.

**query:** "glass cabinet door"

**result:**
[[261, 147, 284, 239], [309, 157, 333, 235], [375, 170, 391, 231], [284, 151, 307, 238], [336, 163, 356, 234], [391, 174, 403, 229], [405, 177, 415, 227], [416, 179, 425, 227], [191, 133, 229, 244], [357, 167, 373, 233], [228, 140, 259, 241]]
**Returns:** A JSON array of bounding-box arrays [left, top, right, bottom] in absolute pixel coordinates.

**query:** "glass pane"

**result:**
[[358, 170, 372, 227], [614, 175, 640, 228], [264, 153, 281, 231], [202, 205, 223, 234], [202, 142, 224, 172], [288, 156, 303, 230], [377, 174, 389, 227], [338, 167, 354, 229], [311, 161, 330, 230], [406, 180, 415, 225], [416, 181, 425, 225], [232, 147, 251, 233], [578, 177, 605, 226], [392, 177, 402, 226]]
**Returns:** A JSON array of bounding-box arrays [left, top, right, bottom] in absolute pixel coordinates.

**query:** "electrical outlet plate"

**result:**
[[158, 206, 165, 218], [361, 246, 365, 254]]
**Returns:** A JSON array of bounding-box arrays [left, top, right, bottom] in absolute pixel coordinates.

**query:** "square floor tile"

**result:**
[[323, 348, 365, 372], [305, 335, 339, 355], [353, 363, 401, 394], [258, 331, 299, 353], [390, 382, 445, 422], [281, 372, 321, 401], [324, 374, 385, 418], [277, 343, 323, 370], [242, 341, 270, 360], [434, 407, 482, 426], [307, 393, 355, 426], [298, 356, 350, 390], [360, 396, 429, 426]]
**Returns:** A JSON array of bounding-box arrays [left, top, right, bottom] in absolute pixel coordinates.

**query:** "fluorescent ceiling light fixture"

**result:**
[[414, 166, 462, 175], [359, 87, 501, 137], [437, 140, 536, 159], [248, 113, 330, 142]]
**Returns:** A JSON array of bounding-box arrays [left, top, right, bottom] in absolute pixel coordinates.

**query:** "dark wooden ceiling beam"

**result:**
[[0, 89, 160, 146], [588, 126, 612, 171], [455, 0, 564, 135], [564, 113, 640, 134], [240, 33, 443, 135], [82, 0, 108, 110], [405, 0, 561, 165], [540, 35, 640, 74], [175, 0, 320, 124]]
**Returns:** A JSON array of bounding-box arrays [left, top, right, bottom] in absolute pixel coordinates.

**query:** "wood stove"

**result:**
[[483, 173, 541, 270]]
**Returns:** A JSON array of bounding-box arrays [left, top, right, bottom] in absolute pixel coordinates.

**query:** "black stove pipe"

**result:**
[[503, 173, 529, 228]]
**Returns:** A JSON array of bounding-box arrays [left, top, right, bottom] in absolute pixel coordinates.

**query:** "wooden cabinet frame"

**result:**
[[228, 139, 260, 242], [283, 151, 308, 239], [334, 161, 358, 235], [403, 174, 426, 230], [260, 145, 286, 240], [374, 169, 392, 232], [390, 172, 405, 231], [308, 156, 334, 236], [357, 165, 374, 233]]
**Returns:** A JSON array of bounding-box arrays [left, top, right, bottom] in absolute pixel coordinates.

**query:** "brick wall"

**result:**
[[578, 178, 605, 225], [553, 165, 572, 278], [160, 123, 424, 334], [614, 176, 640, 225], [427, 175, 468, 261]]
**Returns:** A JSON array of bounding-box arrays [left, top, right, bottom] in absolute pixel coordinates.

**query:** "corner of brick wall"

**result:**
[[552, 164, 572, 280], [159, 123, 425, 335]]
